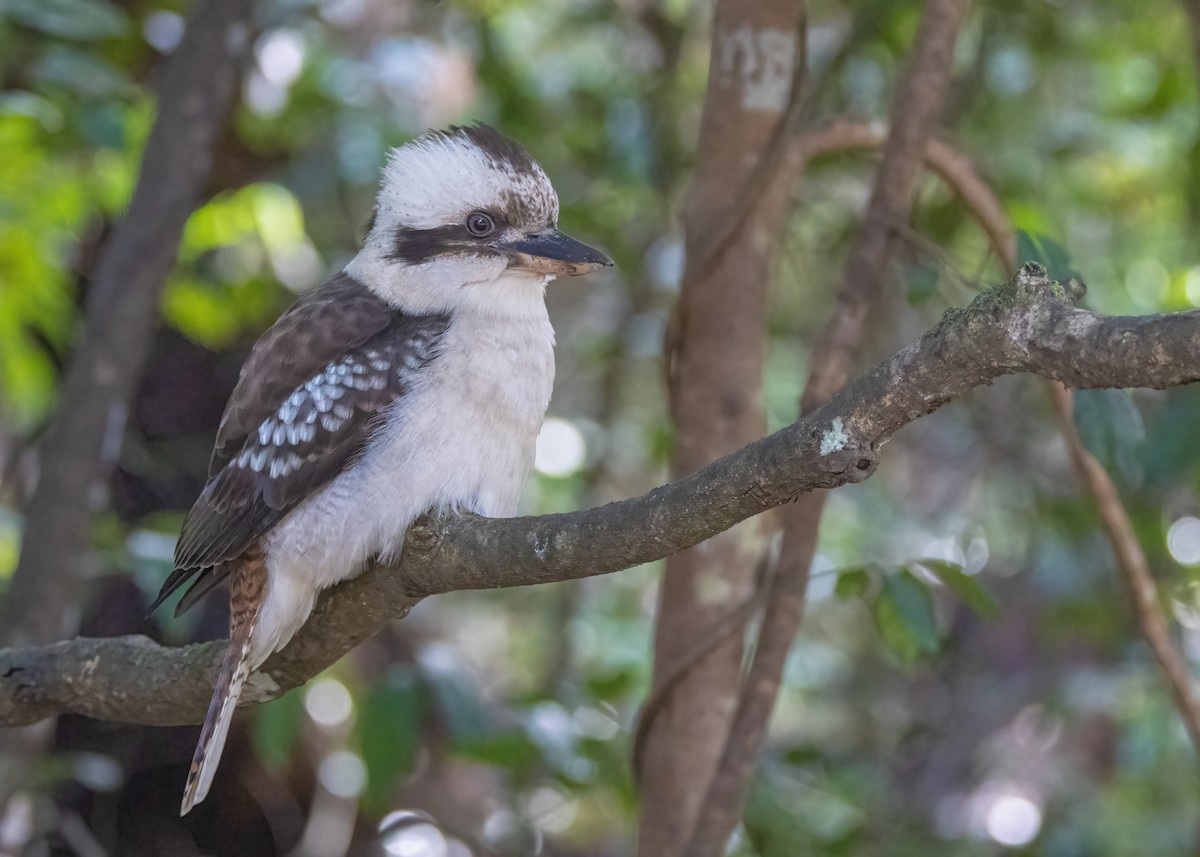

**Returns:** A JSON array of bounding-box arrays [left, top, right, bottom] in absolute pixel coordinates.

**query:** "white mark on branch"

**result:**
[[532, 533, 549, 562], [718, 26, 796, 112], [821, 418, 849, 455]]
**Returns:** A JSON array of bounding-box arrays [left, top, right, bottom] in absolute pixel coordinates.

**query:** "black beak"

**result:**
[[504, 229, 613, 277]]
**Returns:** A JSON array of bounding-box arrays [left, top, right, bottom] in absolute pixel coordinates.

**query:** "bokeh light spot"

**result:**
[[535, 418, 586, 477], [318, 750, 366, 799], [985, 795, 1042, 848], [379, 811, 448, 857], [143, 12, 184, 53], [1168, 517, 1200, 566], [304, 678, 353, 729], [257, 30, 307, 87]]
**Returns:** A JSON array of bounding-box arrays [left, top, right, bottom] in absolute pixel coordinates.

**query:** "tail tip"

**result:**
[[179, 766, 204, 817]]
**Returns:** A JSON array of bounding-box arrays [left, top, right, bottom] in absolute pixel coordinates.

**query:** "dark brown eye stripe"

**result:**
[[388, 212, 507, 265], [388, 224, 470, 264]]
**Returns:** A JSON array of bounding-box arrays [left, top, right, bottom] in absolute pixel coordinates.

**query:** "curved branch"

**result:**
[[795, 117, 1015, 266], [921, 136, 1200, 760], [2, 264, 1199, 727], [1050, 384, 1200, 753]]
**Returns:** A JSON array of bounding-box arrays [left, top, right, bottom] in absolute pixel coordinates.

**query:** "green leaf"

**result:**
[[911, 559, 1002, 620], [357, 667, 425, 813], [3, 0, 129, 41], [873, 572, 940, 662], [585, 667, 640, 701], [834, 567, 872, 600], [1073, 388, 1145, 485], [455, 731, 542, 775], [905, 263, 940, 306], [163, 279, 237, 347], [1139, 386, 1200, 488], [743, 770, 866, 852], [33, 48, 135, 99]]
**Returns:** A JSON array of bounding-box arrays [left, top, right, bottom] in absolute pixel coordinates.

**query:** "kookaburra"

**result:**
[[152, 125, 611, 815]]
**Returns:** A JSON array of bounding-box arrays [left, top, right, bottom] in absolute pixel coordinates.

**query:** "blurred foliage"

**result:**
[[5, 0, 1200, 854]]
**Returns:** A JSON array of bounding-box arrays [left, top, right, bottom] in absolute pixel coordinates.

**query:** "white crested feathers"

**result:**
[[376, 128, 558, 231]]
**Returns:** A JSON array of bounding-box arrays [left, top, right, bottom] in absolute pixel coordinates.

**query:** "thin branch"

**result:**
[[977, 197, 1200, 767], [4, 265, 1200, 727], [683, 1, 970, 853], [796, 109, 1200, 773], [1050, 385, 1200, 753], [917, 125, 1200, 765], [794, 117, 1015, 267]]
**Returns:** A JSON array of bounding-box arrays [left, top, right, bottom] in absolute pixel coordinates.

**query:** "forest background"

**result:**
[[4, 0, 1200, 855]]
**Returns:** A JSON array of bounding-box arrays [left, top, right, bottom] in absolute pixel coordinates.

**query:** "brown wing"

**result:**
[[153, 275, 450, 615], [208, 271, 398, 478]]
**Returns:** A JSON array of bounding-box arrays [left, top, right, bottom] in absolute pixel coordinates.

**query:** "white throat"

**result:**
[[345, 245, 552, 322]]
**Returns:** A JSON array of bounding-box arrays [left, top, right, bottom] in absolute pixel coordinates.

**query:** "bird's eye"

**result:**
[[465, 211, 495, 237]]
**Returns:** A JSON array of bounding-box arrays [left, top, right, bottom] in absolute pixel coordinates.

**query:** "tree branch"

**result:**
[[3, 265, 1199, 727], [683, 1, 970, 852], [920, 131, 1200, 765], [641, 1, 806, 852], [1050, 384, 1200, 754], [794, 117, 1015, 268]]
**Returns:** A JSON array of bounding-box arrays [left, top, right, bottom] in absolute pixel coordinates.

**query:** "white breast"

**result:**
[[251, 306, 555, 664]]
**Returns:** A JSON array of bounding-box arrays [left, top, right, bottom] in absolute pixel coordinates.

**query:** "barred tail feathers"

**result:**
[[180, 550, 267, 816], [180, 624, 257, 814]]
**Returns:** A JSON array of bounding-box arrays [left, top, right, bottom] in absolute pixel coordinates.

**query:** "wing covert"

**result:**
[[208, 271, 399, 477], [154, 283, 450, 614]]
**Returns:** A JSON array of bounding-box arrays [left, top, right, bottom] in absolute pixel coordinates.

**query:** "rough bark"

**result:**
[[640, 1, 805, 853], [4, 265, 1200, 727], [2, 0, 253, 648], [682, 3, 969, 853]]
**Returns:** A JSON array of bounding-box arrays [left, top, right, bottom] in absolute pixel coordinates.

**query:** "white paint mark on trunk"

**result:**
[[718, 26, 797, 112]]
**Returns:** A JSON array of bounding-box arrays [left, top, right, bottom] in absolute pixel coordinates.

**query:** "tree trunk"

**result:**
[[0, 0, 255, 814], [2, 0, 253, 648], [638, 2, 804, 854], [681, 2, 971, 852]]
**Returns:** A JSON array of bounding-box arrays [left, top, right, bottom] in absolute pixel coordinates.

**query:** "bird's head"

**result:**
[[348, 124, 611, 318]]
